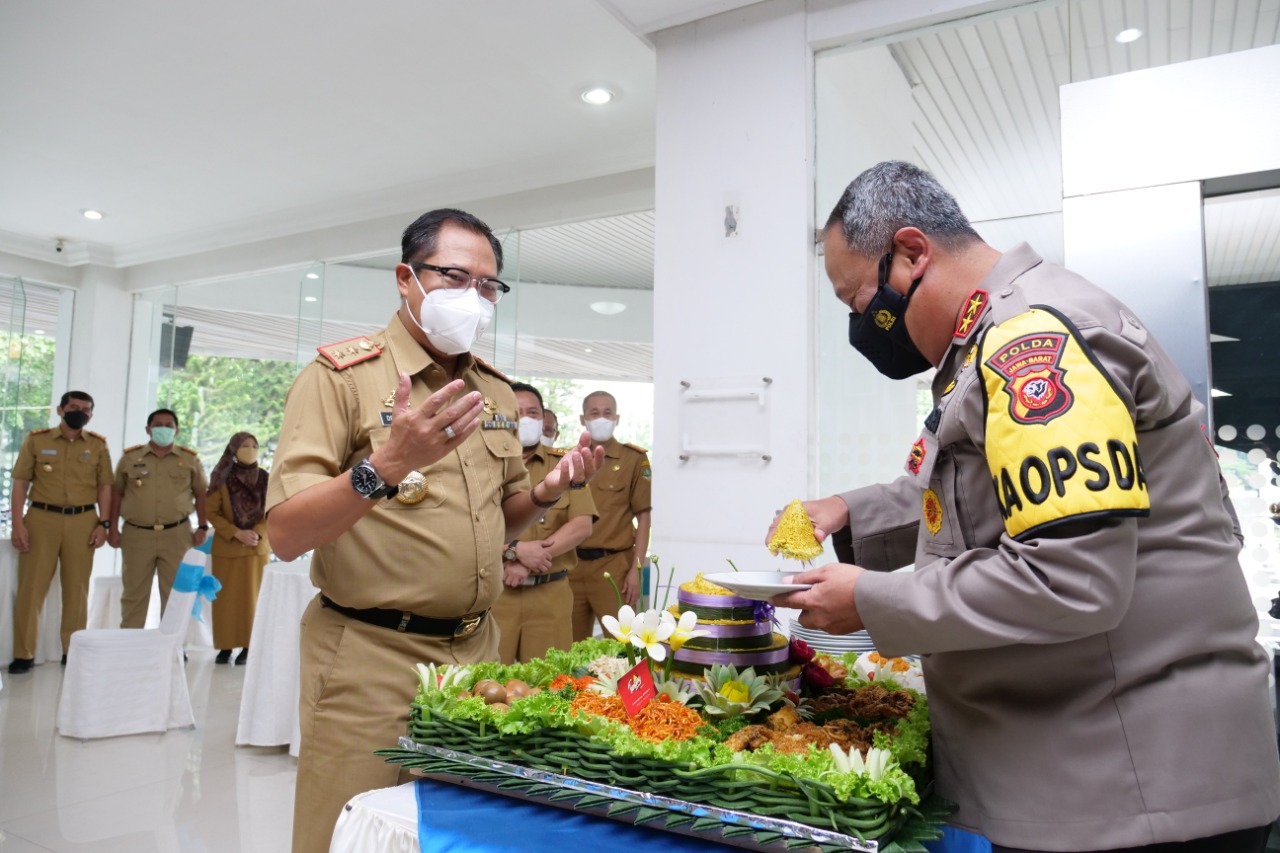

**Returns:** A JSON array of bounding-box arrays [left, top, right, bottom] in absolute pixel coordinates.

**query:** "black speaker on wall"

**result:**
[[159, 322, 194, 369]]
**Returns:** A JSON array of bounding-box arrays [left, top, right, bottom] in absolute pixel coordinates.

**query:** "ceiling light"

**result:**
[[1115, 28, 1143, 44], [305, 272, 320, 280], [590, 301, 627, 315], [1209, 333, 1239, 343], [584, 347, 593, 353], [82, 209, 104, 220], [304, 296, 318, 303], [581, 88, 613, 106], [33, 329, 44, 335]]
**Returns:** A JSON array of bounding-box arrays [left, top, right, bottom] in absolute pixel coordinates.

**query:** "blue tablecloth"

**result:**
[[414, 777, 990, 852]]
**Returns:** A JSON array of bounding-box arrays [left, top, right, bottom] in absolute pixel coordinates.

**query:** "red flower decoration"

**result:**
[[789, 638, 815, 665], [802, 661, 835, 694]]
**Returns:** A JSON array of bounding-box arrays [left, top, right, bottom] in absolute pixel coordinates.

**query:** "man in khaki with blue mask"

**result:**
[[570, 390, 651, 641], [266, 208, 605, 853], [108, 408, 209, 629]]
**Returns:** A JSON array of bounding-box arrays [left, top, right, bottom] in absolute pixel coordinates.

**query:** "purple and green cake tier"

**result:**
[[676, 589, 773, 629], [666, 632, 793, 676]]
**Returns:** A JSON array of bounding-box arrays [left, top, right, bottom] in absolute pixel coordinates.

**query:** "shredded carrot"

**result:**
[[570, 691, 703, 743], [550, 674, 600, 692]]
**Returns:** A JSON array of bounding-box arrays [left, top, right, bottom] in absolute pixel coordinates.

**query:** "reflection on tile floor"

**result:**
[[0, 652, 295, 852]]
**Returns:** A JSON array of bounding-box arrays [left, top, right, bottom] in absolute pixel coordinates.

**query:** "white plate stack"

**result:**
[[788, 619, 876, 656]]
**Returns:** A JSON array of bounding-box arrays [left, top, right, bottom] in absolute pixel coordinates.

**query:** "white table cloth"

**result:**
[[329, 784, 419, 853], [0, 545, 63, 665], [235, 559, 317, 756]]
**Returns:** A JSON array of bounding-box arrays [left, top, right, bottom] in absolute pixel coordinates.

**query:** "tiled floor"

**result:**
[[0, 652, 295, 852]]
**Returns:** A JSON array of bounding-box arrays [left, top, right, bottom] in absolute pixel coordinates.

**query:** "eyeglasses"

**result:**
[[410, 262, 511, 304]]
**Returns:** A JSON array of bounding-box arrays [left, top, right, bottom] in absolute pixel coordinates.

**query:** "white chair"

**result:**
[[56, 549, 215, 739]]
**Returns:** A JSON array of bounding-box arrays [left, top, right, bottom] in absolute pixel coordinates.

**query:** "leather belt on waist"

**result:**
[[319, 594, 487, 639], [520, 570, 569, 587], [125, 519, 188, 531], [575, 547, 627, 561], [29, 501, 96, 516]]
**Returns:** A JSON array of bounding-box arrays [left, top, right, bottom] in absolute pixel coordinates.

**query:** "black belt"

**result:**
[[576, 548, 626, 561], [29, 501, 96, 516], [125, 519, 188, 531], [520, 570, 569, 587], [320, 594, 487, 638]]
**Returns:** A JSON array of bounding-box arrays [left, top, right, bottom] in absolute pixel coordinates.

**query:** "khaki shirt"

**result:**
[[516, 446, 598, 574], [577, 437, 650, 551], [14, 427, 113, 506], [844, 244, 1280, 848], [113, 444, 207, 526], [265, 314, 530, 616]]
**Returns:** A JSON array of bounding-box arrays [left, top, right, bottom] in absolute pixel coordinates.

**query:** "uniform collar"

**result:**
[[382, 312, 476, 380]]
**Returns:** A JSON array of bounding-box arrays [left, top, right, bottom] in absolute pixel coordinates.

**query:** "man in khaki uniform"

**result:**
[[265, 208, 604, 853], [107, 408, 209, 628], [492, 383, 597, 663], [571, 390, 651, 641], [775, 161, 1280, 852], [8, 391, 112, 674]]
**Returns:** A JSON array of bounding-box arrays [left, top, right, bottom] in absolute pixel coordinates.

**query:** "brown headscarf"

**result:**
[[208, 431, 268, 530]]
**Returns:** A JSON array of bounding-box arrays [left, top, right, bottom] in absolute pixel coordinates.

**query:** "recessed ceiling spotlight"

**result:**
[[305, 272, 320, 280], [584, 347, 593, 353], [1115, 28, 1143, 44], [304, 296, 318, 303], [33, 329, 44, 335], [590, 301, 627, 315], [581, 88, 613, 106], [82, 209, 104, 220]]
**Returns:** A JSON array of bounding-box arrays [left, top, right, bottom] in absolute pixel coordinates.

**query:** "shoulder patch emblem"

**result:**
[[641, 465, 651, 480], [984, 331, 1073, 425], [922, 489, 944, 535], [953, 289, 988, 339], [317, 336, 380, 370], [980, 307, 1149, 540]]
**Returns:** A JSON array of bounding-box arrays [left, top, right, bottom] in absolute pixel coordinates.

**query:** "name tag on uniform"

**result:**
[[41, 449, 57, 455], [381, 412, 393, 426]]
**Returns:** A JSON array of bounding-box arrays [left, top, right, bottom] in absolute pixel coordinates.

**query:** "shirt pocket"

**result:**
[[920, 449, 966, 559], [367, 427, 447, 510], [68, 448, 100, 490]]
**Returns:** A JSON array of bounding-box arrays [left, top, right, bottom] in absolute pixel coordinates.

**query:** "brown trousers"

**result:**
[[568, 549, 631, 642], [119, 524, 193, 629], [291, 596, 500, 853], [491, 577, 573, 664], [13, 508, 97, 659]]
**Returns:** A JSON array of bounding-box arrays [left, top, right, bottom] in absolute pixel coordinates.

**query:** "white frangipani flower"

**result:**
[[629, 609, 676, 662], [601, 605, 638, 643]]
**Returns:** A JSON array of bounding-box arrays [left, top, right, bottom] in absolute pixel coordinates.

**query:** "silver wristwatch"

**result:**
[[350, 457, 398, 500]]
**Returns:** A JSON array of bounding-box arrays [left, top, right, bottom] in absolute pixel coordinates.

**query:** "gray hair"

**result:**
[[825, 161, 980, 256]]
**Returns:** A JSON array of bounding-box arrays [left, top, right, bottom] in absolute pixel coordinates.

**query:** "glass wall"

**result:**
[[125, 212, 657, 476], [0, 276, 69, 533]]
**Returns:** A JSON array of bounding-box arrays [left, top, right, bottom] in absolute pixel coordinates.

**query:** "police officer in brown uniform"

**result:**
[[571, 390, 651, 641], [108, 408, 209, 628], [265, 208, 604, 853], [8, 391, 112, 674], [492, 383, 597, 664], [773, 161, 1280, 852]]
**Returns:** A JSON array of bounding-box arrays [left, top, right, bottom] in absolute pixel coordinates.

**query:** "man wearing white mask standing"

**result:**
[[570, 390, 651, 641], [108, 408, 209, 628], [265, 208, 604, 853]]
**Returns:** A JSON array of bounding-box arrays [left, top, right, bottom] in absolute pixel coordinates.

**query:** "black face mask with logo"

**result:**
[[847, 251, 933, 380], [63, 410, 90, 430]]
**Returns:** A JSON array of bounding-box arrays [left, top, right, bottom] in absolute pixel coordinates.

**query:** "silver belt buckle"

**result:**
[[453, 613, 483, 638]]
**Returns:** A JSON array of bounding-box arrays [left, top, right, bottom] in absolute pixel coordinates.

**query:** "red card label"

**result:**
[[618, 660, 656, 717]]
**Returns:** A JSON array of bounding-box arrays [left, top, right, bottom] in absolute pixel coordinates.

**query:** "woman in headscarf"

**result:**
[[206, 432, 270, 664]]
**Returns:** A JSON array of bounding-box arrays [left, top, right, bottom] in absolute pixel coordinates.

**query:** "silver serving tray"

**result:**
[[398, 736, 877, 852]]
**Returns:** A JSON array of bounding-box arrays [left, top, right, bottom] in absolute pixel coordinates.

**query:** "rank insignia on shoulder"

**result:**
[[953, 289, 988, 339], [922, 489, 944, 535], [317, 337, 381, 370]]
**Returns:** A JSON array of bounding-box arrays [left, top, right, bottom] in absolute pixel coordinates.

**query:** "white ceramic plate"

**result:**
[[701, 571, 812, 601]]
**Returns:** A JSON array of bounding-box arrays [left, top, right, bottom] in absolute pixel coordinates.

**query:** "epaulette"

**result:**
[[317, 336, 381, 370], [546, 447, 567, 457], [623, 442, 649, 455], [30, 427, 52, 436], [179, 445, 199, 455], [474, 356, 511, 384], [124, 444, 144, 453], [85, 430, 107, 442]]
